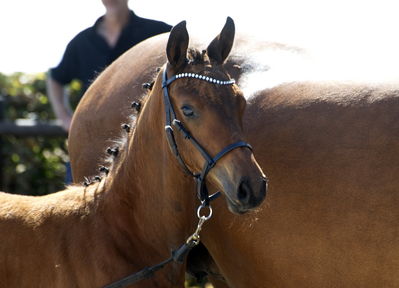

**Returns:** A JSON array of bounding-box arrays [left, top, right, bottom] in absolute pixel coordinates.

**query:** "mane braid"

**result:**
[[100, 83, 154, 177], [95, 112, 137, 185]]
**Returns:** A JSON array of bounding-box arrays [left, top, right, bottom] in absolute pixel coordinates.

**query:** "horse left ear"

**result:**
[[207, 17, 235, 64], [166, 21, 189, 69]]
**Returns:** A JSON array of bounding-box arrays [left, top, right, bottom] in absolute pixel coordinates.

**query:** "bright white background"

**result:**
[[1, 0, 399, 81]]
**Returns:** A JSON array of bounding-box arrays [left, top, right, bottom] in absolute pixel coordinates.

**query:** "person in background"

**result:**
[[47, 0, 171, 182]]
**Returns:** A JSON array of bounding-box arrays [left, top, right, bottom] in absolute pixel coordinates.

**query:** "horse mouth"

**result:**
[[225, 194, 250, 215]]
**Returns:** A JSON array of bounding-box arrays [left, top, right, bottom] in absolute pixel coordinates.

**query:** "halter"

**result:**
[[162, 68, 253, 206]]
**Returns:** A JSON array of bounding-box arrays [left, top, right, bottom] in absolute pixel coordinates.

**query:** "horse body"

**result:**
[[1, 19, 266, 287], [202, 81, 399, 287]]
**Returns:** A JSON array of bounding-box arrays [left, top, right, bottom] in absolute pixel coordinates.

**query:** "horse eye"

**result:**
[[181, 105, 194, 117]]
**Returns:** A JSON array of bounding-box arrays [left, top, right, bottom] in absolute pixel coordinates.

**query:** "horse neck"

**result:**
[[101, 75, 197, 252]]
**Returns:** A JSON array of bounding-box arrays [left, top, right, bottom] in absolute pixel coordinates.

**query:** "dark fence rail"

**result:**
[[0, 119, 66, 137], [0, 96, 66, 137]]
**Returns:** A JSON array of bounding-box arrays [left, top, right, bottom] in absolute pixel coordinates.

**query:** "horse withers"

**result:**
[[0, 18, 266, 288]]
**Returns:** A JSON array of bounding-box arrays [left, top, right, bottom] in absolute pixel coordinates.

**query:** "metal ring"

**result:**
[[197, 204, 213, 220]]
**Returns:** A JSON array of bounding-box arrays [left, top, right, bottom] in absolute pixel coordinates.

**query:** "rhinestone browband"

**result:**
[[175, 73, 235, 85]]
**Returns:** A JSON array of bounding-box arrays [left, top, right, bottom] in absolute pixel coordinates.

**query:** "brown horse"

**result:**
[[0, 19, 266, 288], [69, 18, 399, 287]]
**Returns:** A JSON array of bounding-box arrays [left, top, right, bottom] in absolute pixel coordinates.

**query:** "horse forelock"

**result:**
[[187, 47, 209, 65]]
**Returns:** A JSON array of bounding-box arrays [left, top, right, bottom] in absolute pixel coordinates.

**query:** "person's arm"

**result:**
[[46, 74, 72, 132]]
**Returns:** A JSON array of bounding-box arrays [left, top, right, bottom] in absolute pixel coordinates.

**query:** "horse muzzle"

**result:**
[[225, 175, 268, 214], [210, 153, 268, 214]]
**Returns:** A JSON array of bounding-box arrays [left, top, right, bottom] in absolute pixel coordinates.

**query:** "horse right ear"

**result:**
[[166, 21, 189, 69], [207, 17, 235, 64]]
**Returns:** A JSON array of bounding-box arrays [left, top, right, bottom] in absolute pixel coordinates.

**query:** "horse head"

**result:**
[[153, 17, 268, 214]]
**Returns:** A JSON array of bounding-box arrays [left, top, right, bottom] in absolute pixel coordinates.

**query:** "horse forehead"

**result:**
[[175, 81, 238, 106], [175, 66, 238, 99]]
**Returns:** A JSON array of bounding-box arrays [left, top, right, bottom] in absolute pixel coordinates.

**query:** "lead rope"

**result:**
[[103, 204, 212, 288]]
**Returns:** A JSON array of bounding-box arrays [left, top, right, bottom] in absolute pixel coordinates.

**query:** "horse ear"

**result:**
[[207, 17, 235, 64], [166, 21, 189, 69]]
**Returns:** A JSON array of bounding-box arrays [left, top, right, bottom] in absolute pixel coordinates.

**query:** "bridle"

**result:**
[[162, 67, 253, 206], [104, 67, 253, 288]]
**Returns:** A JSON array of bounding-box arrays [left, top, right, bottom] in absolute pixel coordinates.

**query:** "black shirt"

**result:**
[[50, 11, 171, 91]]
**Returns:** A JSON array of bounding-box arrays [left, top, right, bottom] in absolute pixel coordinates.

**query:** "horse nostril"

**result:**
[[237, 179, 252, 204], [259, 177, 268, 200]]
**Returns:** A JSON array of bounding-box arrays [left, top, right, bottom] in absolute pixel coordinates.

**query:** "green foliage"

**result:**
[[0, 72, 82, 195]]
